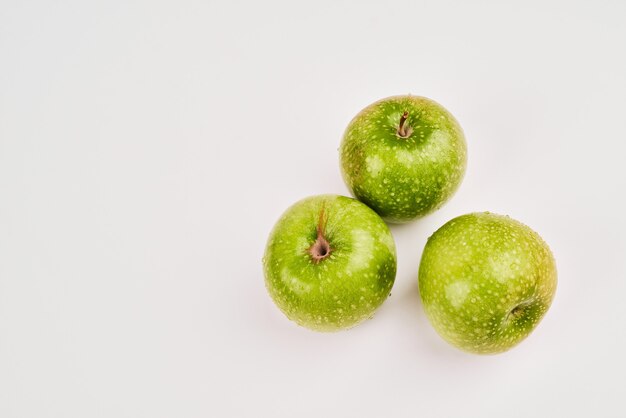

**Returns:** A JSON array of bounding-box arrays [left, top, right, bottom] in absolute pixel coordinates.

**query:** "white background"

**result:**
[[1, 1, 625, 417]]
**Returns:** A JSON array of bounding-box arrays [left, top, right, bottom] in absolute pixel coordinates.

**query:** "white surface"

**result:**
[[1, 1, 625, 417]]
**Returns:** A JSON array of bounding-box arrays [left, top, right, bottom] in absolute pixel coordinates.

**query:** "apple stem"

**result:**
[[309, 206, 332, 264], [397, 111, 412, 138]]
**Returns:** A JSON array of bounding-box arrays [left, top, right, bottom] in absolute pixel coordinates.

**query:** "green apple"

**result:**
[[263, 194, 397, 331], [418, 212, 557, 354], [340, 95, 467, 223]]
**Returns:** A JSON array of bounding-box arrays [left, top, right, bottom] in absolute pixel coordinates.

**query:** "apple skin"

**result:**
[[418, 213, 557, 354], [340, 95, 467, 223], [263, 194, 397, 331]]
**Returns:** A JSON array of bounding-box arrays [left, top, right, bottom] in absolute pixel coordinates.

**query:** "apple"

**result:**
[[340, 95, 467, 223], [418, 212, 557, 354], [263, 194, 397, 331]]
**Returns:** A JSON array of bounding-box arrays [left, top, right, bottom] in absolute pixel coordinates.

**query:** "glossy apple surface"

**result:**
[[418, 212, 557, 354], [340, 95, 466, 223], [263, 195, 397, 331]]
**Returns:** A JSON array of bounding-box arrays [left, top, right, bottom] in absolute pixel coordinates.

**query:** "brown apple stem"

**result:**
[[397, 111, 411, 138], [309, 206, 332, 264]]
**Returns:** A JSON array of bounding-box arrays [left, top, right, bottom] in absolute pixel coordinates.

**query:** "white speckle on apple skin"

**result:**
[[395, 149, 415, 166], [418, 212, 557, 354], [263, 195, 397, 332], [445, 281, 471, 309], [365, 155, 384, 177]]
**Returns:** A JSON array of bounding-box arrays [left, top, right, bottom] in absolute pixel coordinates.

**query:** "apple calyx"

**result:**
[[397, 111, 413, 138], [507, 300, 533, 321], [309, 207, 332, 264]]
